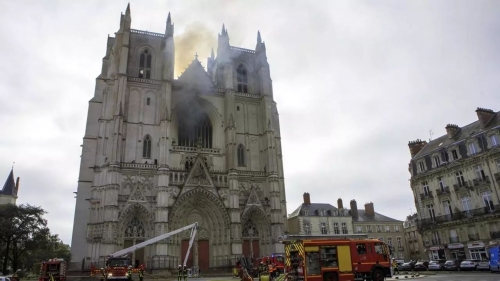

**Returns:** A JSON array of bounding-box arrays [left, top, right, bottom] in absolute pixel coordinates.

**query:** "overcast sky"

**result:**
[[1, 0, 500, 245]]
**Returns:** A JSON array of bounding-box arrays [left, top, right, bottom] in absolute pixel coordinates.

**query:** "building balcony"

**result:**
[[472, 176, 491, 188], [453, 181, 470, 192], [420, 191, 434, 200], [431, 238, 441, 245], [491, 231, 500, 239], [436, 186, 450, 196], [469, 234, 480, 241], [417, 205, 499, 231], [449, 236, 459, 243]]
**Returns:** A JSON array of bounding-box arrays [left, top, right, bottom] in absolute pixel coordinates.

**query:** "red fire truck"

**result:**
[[39, 259, 67, 281], [281, 234, 391, 281], [91, 222, 198, 280], [261, 254, 285, 275]]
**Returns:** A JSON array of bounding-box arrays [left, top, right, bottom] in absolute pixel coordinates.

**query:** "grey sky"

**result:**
[[1, 0, 499, 245]]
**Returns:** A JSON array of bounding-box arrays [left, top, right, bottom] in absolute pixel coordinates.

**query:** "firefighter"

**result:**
[[49, 273, 55, 281], [183, 265, 188, 281], [127, 265, 132, 281], [392, 259, 399, 275], [12, 270, 20, 281], [177, 265, 183, 281], [138, 267, 144, 281], [100, 268, 106, 281]]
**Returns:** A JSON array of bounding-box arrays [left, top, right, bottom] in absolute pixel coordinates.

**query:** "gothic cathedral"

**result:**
[[70, 5, 287, 271]]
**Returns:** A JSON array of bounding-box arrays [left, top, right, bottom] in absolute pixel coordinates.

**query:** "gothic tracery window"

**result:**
[[143, 135, 152, 158], [242, 219, 259, 238], [178, 104, 213, 148], [237, 64, 248, 93], [124, 217, 145, 238], [139, 49, 152, 79], [237, 144, 245, 166]]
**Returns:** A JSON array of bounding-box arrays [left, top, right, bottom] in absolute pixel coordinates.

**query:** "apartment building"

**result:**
[[287, 193, 354, 236], [408, 107, 500, 261], [349, 200, 406, 260], [403, 214, 426, 261]]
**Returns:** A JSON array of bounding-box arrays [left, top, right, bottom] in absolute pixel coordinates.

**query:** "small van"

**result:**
[[490, 245, 500, 272]]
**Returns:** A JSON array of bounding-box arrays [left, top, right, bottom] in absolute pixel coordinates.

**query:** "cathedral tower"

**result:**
[[70, 6, 287, 271]]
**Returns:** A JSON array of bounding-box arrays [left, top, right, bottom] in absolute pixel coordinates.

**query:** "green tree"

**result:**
[[0, 204, 48, 275]]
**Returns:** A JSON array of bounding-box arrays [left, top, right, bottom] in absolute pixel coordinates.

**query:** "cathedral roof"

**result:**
[[1, 169, 17, 197], [177, 56, 214, 87]]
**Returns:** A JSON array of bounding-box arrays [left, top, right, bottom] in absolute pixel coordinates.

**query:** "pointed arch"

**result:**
[[237, 144, 245, 166], [142, 135, 152, 158], [236, 64, 248, 93], [139, 48, 152, 79]]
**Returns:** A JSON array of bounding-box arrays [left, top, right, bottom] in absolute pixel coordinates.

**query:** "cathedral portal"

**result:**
[[70, 5, 287, 270]]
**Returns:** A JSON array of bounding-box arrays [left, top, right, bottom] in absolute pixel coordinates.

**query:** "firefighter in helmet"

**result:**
[[12, 270, 21, 281], [127, 265, 132, 281], [183, 265, 188, 281], [177, 265, 183, 281], [100, 268, 106, 281], [138, 266, 144, 281]]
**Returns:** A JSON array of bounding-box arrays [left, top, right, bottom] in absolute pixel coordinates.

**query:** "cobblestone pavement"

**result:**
[[386, 271, 500, 281]]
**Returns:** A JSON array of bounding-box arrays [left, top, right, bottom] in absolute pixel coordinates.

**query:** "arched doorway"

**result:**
[[169, 188, 231, 270], [241, 207, 271, 259], [119, 204, 153, 267]]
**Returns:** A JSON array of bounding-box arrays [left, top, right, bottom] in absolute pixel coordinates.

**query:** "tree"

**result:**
[[0, 204, 48, 275]]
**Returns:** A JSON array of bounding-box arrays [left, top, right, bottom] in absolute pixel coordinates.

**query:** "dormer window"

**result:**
[[418, 161, 426, 172], [433, 155, 441, 167], [468, 142, 478, 155], [139, 49, 152, 79], [236, 64, 248, 93], [451, 149, 458, 160], [303, 210, 309, 216], [488, 133, 499, 148]]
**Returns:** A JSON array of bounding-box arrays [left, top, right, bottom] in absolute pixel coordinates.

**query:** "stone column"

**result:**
[[228, 171, 242, 259]]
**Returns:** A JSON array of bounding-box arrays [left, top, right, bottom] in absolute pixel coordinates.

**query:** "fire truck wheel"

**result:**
[[370, 269, 384, 281], [323, 272, 337, 281]]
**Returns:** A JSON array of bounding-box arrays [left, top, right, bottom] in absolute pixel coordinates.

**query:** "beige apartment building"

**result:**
[[403, 214, 426, 261], [349, 200, 407, 260], [287, 193, 354, 236], [408, 107, 500, 261]]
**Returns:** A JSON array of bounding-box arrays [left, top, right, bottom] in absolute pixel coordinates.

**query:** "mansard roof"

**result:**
[[412, 111, 500, 159], [289, 203, 343, 218], [349, 209, 402, 223], [1, 169, 17, 197], [177, 57, 214, 87]]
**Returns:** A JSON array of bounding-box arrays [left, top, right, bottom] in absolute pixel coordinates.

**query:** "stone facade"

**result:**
[[0, 169, 18, 205], [403, 214, 426, 261], [70, 5, 287, 270], [349, 200, 406, 260], [408, 107, 500, 261], [287, 193, 354, 236]]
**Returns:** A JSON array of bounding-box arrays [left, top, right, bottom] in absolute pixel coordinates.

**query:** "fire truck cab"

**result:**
[[261, 254, 285, 275], [282, 235, 391, 281], [39, 259, 67, 281]]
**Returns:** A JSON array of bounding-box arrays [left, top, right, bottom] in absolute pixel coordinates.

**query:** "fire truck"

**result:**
[[91, 222, 198, 280], [39, 258, 67, 281], [281, 234, 391, 281], [261, 254, 285, 275]]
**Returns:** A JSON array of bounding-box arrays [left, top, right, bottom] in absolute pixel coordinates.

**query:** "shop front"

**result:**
[[446, 243, 466, 260], [428, 246, 446, 260], [467, 241, 487, 260]]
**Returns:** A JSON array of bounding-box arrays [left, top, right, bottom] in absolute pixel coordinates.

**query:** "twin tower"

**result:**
[[70, 4, 288, 271]]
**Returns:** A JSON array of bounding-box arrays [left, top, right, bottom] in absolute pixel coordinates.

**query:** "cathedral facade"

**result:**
[[70, 5, 287, 271]]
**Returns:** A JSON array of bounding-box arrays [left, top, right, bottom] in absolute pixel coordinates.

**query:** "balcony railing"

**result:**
[[469, 234, 480, 241], [420, 191, 434, 200], [453, 181, 470, 192], [431, 238, 441, 245], [490, 231, 500, 239], [449, 236, 459, 243], [436, 186, 450, 196], [472, 176, 491, 187], [417, 205, 499, 231]]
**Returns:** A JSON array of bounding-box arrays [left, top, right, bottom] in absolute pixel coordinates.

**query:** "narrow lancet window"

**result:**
[[139, 49, 152, 79], [237, 64, 248, 93], [237, 144, 245, 166], [143, 135, 152, 158]]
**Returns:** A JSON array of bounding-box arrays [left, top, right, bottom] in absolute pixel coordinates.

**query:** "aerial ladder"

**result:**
[[91, 222, 198, 278]]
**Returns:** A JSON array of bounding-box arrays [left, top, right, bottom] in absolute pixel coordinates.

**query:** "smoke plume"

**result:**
[[175, 22, 217, 78]]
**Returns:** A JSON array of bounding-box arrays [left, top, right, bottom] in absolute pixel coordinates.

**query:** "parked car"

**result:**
[[443, 259, 460, 271], [477, 259, 490, 271], [0, 277, 12, 281], [489, 245, 500, 272], [414, 262, 427, 271], [428, 260, 446, 271], [401, 262, 414, 271], [459, 259, 480, 270]]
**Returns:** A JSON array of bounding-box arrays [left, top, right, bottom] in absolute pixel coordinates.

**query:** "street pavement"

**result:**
[[387, 271, 500, 281]]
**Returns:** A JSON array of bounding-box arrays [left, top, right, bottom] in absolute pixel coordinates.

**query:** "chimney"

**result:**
[[364, 202, 375, 217], [408, 139, 427, 157], [476, 107, 495, 128], [337, 198, 343, 209], [350, 200, 358, 220], [303, 192, 311, 205], [445, 124, 460, 139]]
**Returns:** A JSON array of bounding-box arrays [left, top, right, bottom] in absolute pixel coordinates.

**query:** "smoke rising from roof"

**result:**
[[174, 22, 217, 78]]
